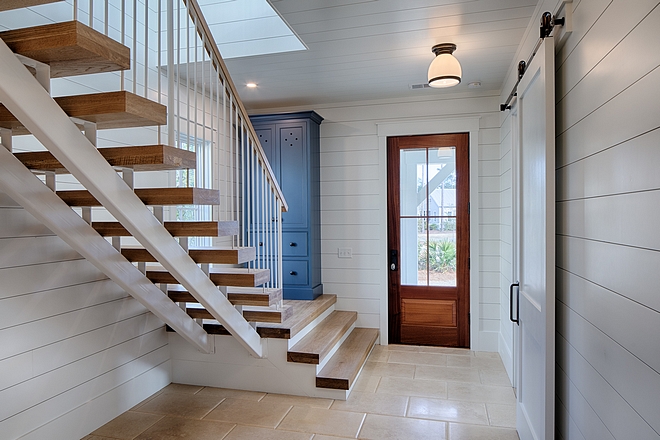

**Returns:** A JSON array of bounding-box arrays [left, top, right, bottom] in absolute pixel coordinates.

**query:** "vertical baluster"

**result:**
[[104, 0, 108, 35], [157, 0, 162, 144], [278, 199, 282, 289], [132, 0, 137, 93], [144, 0, 149, 98], [120, 0, 125, 90], [88, 0, 93, 28], [261, 165, 266, 276], [73, 0, 78, 21], [176, 0, 181, 150], [167, 0, 174, 147]]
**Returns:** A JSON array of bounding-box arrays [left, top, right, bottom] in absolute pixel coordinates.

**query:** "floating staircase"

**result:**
[[0, 3, 378, 400]]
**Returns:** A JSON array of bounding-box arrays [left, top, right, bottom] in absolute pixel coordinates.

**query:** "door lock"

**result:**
[[389, 249, 398, 271]]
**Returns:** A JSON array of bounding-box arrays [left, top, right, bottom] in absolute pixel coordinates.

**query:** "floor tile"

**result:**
[[448, 422, 519, 440], [134, 392, 224, 419], [351, 374, 381, 393], [260, 393, 333, 409], [479, 369, 513, 387], [474, 351, 502, 359], [418, 346, 473, 356], [362, 361, 416, 378], [388, 351, 447, 366], [407, 397, 488, 425], [224, 424, 313, 440], [331, 391, 408, 416], [82, 436, 118, 440], [366, 345, 390, 362], [447, 354, 505, 371], [447, 382, 515, 405], [160, 383, 204, 394], [385, 344, 420, 352], [414, 365, 481, 384], [277, 406, 365, 437], [91, 411, 163, 439], [486, 403, 516, 428], [203, 397, 292, 428], [376, 376, 447, 399], [196, 387, 266, 401], [134, 417, 234, 440], [358, 413, 446, 440], [312, 436, 355, 440]]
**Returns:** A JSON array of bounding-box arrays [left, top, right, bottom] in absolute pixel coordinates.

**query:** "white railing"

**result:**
[[65, 0, 286, 290]]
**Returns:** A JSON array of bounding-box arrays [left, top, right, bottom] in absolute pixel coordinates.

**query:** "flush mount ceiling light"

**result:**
[[246, 83, 257, 88], [428, 43, 462, 88]]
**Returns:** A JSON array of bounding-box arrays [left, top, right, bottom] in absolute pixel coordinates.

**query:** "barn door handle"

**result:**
[[510, 282, 520, 325]]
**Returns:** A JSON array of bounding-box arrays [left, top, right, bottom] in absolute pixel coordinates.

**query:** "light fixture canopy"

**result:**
[[428, 43, 462, 88]]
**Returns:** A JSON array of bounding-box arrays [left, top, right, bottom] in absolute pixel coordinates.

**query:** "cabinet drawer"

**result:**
[[283, 260, 309, 285], [283, 232, 307, 257]]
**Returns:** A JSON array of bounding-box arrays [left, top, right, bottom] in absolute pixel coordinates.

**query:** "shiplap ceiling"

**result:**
[[223, 0, 540, 110]]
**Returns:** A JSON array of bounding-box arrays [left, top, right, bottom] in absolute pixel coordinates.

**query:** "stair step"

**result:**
[[0, 0, 64, 12], [166, 294, 338, 339], [169, 286, 282, 307], [0, 21, 130, 78], [58, 187, 220, 206], [287, 311, 357, 365], [187, 305, 292, 324], [92, 220, 238, 237], [258, 294, 337, 339], [146, 267, 270, 287], [0, 91, 166, 135], [14, 145, 196, 173], [316, 328, 379, 391], [122, 246, 255, 264]]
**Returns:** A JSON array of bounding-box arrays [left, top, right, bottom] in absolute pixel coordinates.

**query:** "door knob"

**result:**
[[289, 271, 297, 276]]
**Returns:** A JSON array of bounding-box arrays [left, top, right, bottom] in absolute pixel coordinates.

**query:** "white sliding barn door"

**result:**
[[514, 37, 555, 440]]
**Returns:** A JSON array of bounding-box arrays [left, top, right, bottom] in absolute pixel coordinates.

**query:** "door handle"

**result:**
[[510, 282, 519, 325], [390, 249, 398, 271]]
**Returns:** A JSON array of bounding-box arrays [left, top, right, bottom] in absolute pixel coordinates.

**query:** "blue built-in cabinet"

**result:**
[[250, 111, 323, 300]]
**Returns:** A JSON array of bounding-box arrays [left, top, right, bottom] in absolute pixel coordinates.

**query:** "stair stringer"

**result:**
[[0, 38, 264, 357], [0, 146, 211, 353]]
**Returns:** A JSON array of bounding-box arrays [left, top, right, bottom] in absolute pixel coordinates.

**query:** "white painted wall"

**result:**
[[499, 0, 660, 437], [250, 90, 503, 351], [0, 195, 170, 440]]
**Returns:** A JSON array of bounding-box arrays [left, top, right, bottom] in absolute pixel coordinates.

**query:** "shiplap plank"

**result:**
[[557, 128, 660, 201], [321, 179, 379, 196], [320, 209, 379, 225], [321, 135, 378, 152], [320, 164, 379, 182], [321, 239, 380, 255], [557, 302, 660, 433], [321, 224, 381, 240], [0, 298, 147, 361], [320, 194, 380, 210], [0, 208, 53, 238], [558, 191, 660, 250], [335, 297, 380, 315], [556, 64, 660, 168], [322, 268, 381, 284], [319, 283, 381, 300], [556, 0, 611, 68], [321, 254, 381, 270], [0, 352, 32, 392], [0, 235, 81, 268], [557, 235, 660, 312]]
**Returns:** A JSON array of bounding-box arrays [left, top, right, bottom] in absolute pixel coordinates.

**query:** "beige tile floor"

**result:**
[[83, 345, 518, 440]]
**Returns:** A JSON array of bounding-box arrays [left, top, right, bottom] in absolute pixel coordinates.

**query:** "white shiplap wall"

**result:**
[[499, 0, 660, 437], [0, 196, 170, 440], [250, 91, 502, 351]]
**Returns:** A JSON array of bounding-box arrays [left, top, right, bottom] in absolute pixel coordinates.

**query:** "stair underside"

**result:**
[[93, 221, 239, 237], [0, 91, 167, 134], [288, 311, 358, 364], [0, 21, 130, 77], [187, 305, 292, 324], [316, 328, 379, 390], [169, 286, 282, 307], [0, 0, 64, 12], [58, 187, 220, 206], [14, 145, 196, 173], [147, 267, 270, 287], [123, 246, 256, 264]]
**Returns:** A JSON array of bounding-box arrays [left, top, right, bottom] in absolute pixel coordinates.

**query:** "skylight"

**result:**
[[197, 0, 306, 59]]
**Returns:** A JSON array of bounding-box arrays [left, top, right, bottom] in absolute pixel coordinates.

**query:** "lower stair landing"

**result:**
[[167, 293, 378, 400]]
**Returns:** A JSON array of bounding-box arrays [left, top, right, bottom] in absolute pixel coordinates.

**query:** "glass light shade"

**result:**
[[428, 53, 462, 88]]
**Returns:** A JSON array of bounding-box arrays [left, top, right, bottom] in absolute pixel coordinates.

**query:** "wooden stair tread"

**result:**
[[0, 0, 64, 13], [288, 311, 357, 364], [14, 145, 196, 173], [58, 187, 220, 206], [257, 294, 337, 339], [92, 220, 238, 237], [147, 267, 270, 287], [123, 246, 255, 264], [0, 21, 130, 77], [187, 305, 292, 324], [316, 328, 379, 391], [169, 286, 282, 307], [0, 91, 166, 134]]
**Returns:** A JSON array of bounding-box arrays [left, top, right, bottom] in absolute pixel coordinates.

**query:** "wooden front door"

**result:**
[[387, 133, 470, 347]]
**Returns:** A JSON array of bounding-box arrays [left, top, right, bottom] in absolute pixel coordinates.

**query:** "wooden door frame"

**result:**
[[387, 133, 470, 347], [377, 118, 483, 350]]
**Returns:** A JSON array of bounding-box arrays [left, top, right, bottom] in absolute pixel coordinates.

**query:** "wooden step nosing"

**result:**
[[287, 311, 357, 365], [316, 322, 357, 372], [287, 303, 336, 348]]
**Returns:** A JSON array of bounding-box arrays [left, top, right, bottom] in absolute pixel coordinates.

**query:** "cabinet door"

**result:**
[[255, 126, 278, 177], [279, 124, 308, 229]]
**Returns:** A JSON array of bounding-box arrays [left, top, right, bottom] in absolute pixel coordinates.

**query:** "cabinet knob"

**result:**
[[289, 271, 297, 276], [259, 242, 263, 246], [289, 242, 297, 247]]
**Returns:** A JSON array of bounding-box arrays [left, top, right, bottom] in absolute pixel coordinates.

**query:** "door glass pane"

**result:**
[[400, 149, 427, 217], [400, 217, 425, 286], [428, 147, 456, 211], [428, 229, 457, 286]]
